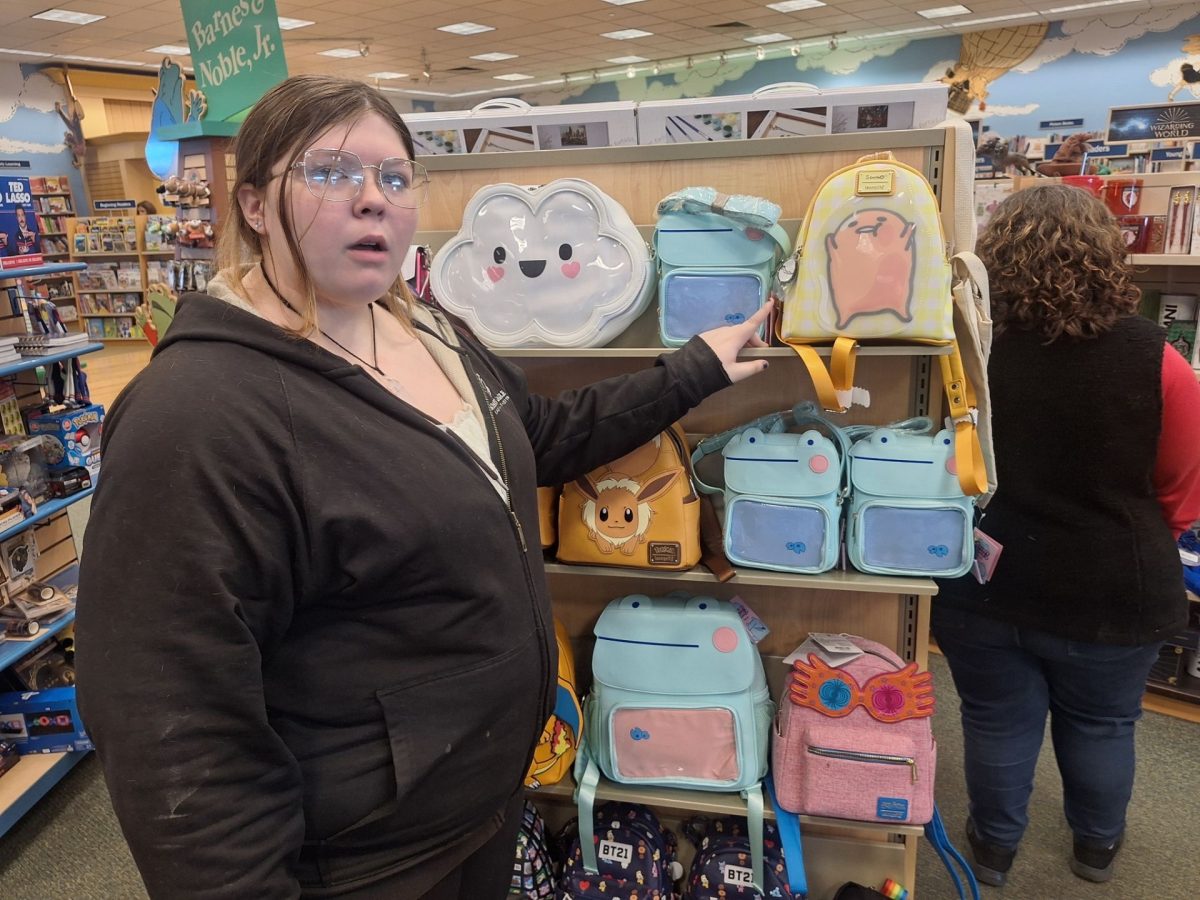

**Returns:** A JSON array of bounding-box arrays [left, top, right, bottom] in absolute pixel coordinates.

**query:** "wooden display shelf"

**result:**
[[497, 344, 953, 359], [77, 289, 144, 295], [1130, 254, 1200, 267], [80, 313, 139, 318], [542, 561, 936, 596], [72, 252, 141, 258], [87, 336, 145, 342], [531, 777, 926, 836], [31, 191, 73, 197]]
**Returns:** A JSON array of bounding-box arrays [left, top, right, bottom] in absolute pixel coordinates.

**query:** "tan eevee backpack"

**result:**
[[556, 423, 700, 570], [779, 140, 993, 499]]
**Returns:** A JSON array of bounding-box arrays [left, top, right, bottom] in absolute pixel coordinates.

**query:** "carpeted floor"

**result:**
[[1, 653, 1197, 899]]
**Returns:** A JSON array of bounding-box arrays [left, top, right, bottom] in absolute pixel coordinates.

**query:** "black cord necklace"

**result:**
[[259, 265, 387, 379]]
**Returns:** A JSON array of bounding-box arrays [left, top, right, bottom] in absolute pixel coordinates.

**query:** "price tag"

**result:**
[[599, 840, 633, 867]]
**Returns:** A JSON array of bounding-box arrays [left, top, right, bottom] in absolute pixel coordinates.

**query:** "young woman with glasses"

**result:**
[[75, 75, 771, 899]]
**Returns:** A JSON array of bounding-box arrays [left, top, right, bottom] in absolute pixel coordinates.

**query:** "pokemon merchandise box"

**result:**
[[404, 97, 637, 155], [28, 403, 104, 476], [0, 687, 93, 754], [637, 82, 947, 145], [432, 178, 653, 348]]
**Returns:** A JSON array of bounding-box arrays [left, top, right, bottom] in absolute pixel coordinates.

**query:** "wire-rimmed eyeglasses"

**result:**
[[290, 149, 429, 209]]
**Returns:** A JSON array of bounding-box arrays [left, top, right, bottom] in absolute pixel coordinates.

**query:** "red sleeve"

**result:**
[[1154, 343, 1200, 538]]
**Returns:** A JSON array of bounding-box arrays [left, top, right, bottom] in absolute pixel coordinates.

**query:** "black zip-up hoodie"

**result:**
[[75, 291, 730, 898]]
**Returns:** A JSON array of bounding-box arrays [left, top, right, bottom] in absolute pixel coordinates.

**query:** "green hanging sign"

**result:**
[[170, 0, 288, 137]]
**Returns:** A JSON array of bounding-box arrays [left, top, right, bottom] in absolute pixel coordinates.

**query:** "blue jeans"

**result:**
[[931, 604, 1162, 850]]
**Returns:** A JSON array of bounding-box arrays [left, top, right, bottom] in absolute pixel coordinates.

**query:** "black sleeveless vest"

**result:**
[[936, 315, 1188, 645]]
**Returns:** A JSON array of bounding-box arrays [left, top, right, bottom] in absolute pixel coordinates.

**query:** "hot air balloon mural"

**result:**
[[941, 23, 1050, 113]]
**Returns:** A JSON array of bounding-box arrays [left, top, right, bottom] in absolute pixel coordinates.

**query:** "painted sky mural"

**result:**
[[523, 6, 1200, 144], [0, 62, 86, 202]]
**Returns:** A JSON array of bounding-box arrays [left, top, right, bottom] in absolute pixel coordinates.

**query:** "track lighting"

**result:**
[[756, 46, 766, 61]]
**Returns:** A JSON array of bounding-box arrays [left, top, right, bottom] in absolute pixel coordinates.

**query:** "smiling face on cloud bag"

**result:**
[[431, 178, 653, 349]]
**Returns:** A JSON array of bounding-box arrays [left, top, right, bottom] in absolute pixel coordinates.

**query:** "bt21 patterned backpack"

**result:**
[[556, 424, 700, 571], [681, 816, 801, 900], [691, 403, 848, 575], [843, 418, 975, 579], [525, 619, 583, 789], [772, 635, 936, 826], [654, 188, 791, 347], [777, 148, 991, 501], [556, 801, 682, 900], [432, 178, 654, 348]]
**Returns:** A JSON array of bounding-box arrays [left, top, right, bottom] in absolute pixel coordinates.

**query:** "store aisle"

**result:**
[[1, 652, 1197, 899]]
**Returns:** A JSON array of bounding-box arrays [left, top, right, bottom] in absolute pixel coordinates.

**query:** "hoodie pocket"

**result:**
[[375, 635, 541, 838]]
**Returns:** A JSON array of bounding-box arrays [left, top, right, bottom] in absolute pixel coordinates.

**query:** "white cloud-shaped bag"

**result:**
[[431, 178, 653, 348]]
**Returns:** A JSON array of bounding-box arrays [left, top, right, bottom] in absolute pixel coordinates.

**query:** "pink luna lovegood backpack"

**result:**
[[771, 635, 937, 825]]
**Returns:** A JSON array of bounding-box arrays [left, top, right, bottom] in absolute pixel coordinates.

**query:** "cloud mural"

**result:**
[[1015, 5, 1199, 73]]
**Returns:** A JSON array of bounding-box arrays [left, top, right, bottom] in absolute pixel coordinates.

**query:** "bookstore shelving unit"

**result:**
[[24, 177, 81, 332], [65, 214, 174, 342], [414, 125, 968, 896], [0, 260, 102, 837]]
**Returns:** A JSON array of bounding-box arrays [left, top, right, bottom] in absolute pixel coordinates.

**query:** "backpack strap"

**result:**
[[577, 752, 602, 874], [744, 782, 766, 893], [939, 342, 988, 496], [765, 774, 809, 898], [782, 335, 870, 413], [924, 805, 981, 900]]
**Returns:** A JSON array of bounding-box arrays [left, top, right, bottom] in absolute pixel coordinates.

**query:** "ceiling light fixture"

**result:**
[[608, 55, 648, 64], [31, 9, 105, 25], [744, 33, 793, 45], [277, 17, 315, 30], [756, 46, 766, 60], [953, 12, 1039, 25], [494, 72, 533, 81], [791, 44, 800, 56], [318, 48, 362, 59], [369, 71, 408, 79], [601, 0, 648, 5], [767, 0, 826, 11], [1043, 0, 1138, 11], [421, 48, 431, 81], [438, 22, 495, 35], [627, 66, 636, 78], [917, 4, 972, 18], [471, 52, 518, 61], [602, 28, 654, 40], [652, 62, 661, 75], [147, 45, 190, 56]]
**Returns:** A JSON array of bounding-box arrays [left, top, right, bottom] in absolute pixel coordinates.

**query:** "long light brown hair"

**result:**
[[978, 184, 1141, 341], [218, 74, 418, 336]]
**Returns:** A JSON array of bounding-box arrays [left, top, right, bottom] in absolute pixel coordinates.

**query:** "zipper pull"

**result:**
[[509, 509, 528, 552], [908, 759, 918, 784]]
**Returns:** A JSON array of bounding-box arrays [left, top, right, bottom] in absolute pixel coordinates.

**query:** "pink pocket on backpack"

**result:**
[[784, 721, 934, 824], [612, 707, 739, 783]]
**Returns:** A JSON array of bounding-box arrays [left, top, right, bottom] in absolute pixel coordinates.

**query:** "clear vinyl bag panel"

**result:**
[[726, 498, 834, 573], [611, 706, 740, 784], [852, 502, 971, 577], [660, 269, 765, 346]]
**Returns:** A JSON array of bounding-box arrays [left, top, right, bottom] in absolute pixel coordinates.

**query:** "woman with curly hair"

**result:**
[[932, 184, 1200, 888]]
